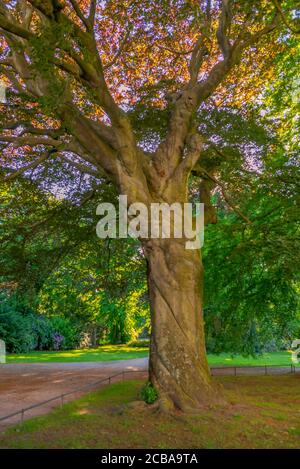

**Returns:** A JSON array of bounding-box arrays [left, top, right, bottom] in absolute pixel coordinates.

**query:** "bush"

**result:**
[[0, 294, 80, 352], [128, 339, 150, 348], [30, 315, 54, 350], [52, 332, 64, 350], [0, 310, 36, 353], [0, 295, 36, 352], [140, 382, 158, 404], [48, 316, 79, 350]]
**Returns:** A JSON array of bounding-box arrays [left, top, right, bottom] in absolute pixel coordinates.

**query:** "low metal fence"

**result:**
[[210, 363, 299, 376], [0, 369, 148, 426], [0, 364, 298, 426]]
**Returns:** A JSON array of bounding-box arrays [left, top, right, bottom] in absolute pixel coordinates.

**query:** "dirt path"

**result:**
[[0, 358, 148, 431]]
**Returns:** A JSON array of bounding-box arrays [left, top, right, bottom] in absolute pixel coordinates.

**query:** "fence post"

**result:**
[[108, 376, 111, 384], [61, 395, 64, 408], [234, 367, 237, 376], [291, 364, 293, 374], [122, 371, 125, 381], [265, 365, 267, 375], [20, 409, 24, 425]]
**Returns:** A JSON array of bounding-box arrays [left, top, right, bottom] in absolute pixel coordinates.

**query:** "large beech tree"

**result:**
[[0, 0, 295, 410]]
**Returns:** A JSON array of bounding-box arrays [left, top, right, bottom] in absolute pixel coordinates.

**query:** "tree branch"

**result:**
[[0, 1, 140, 180], [103, 28, 131, 70], [0, 13, 34, 40], [216, 0, 232, 59], [272, 0, 300, 34], [88, 0, 97, 29], [1, 151, 53, 182], [188, 36, 209, 83], [69, 0, 89, 29], [195, 166, 252, 224], [0, 134, 62, 148], [58, 152, 103, 178]]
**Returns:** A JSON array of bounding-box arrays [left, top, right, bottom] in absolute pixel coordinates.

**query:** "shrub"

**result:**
[[30, 315, 54, 350], [48, 316, 79, 350], [140, 382, 158, 404], [0, 310, 36, 353], [128, 339, 150, 348], [0, 295, 37, 352], [52, 332, 64, 350], [0, 294, 80, 352]]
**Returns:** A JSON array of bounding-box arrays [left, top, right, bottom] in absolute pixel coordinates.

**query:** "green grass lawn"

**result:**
[[1, 376, 300, 448], [207, 351, 299, 367], [6, 344, 149, 363], [6, 346, 298, 366]]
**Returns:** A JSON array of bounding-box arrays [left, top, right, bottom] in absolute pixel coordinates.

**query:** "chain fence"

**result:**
[[0, 369, 148, 427], [0, 364, 299, 427], [210, 363, 299, 376]]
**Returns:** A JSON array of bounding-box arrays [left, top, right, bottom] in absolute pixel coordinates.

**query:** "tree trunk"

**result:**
[[144, 237, 222, 412]]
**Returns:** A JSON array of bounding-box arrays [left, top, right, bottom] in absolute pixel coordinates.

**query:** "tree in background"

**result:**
[[0, 0, 298, 410], [0, 177, 149, 348]]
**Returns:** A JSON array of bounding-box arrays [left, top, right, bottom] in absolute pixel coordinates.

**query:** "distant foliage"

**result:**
[[0, 293, 79, 353]]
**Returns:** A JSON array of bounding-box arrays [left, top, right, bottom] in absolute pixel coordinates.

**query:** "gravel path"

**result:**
[[0, 358, 148, 430]]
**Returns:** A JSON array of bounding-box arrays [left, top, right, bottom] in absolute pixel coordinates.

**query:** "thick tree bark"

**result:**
[[144, 237, 222, 412]]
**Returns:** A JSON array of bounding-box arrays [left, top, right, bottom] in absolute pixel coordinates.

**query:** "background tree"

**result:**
[[0, 176, 148, 348]]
